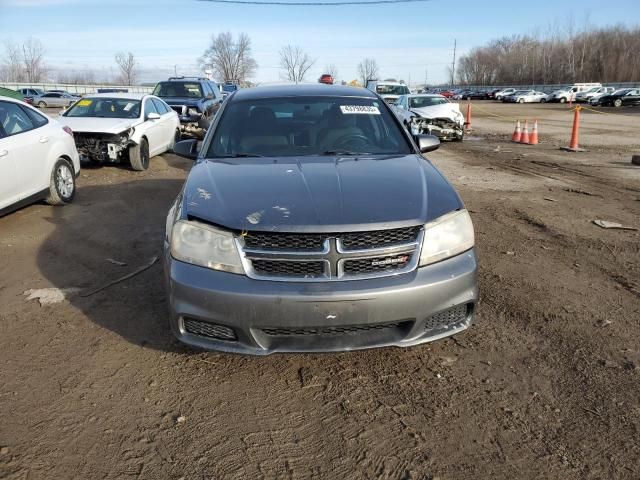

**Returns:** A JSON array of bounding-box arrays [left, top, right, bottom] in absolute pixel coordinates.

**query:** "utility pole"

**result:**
[[451, 39, 457, 86], [174, 65, 178, 77], [424, 68, 428, 90]]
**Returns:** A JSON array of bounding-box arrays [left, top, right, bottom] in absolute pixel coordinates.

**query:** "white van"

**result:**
[[551, 83, 602, 103]]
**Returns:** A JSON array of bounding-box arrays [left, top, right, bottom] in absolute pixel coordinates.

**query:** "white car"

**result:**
[[392, 94, 465, 141], [59, 93, 180, 171], [510, 90, 548, 103], [0, 96, 80, 216]]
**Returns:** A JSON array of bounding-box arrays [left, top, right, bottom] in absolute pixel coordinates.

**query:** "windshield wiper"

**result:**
[[322, 150, 371, 156], [218, 153, 265, 158]]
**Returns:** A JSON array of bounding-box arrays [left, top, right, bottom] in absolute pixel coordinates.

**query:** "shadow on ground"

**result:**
[[37, 176, 189, 352]]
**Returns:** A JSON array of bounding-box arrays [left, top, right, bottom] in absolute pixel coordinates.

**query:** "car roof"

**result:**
[[407, 94, 445, 98], [80, 93, 149, 100], [233, 84, 376, 101]]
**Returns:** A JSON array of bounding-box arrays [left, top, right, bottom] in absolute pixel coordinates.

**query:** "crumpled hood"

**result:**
[[60, 117, 139, 135], [182, 154, 462, 233], [411, 103, 464, 124]]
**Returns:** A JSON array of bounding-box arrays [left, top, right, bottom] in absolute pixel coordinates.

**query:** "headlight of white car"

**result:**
[[170, 220, 244, 274], [419, 210, 475, 266]]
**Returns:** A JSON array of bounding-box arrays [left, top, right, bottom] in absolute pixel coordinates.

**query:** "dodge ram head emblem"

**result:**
[[371, 255, 409, 267]]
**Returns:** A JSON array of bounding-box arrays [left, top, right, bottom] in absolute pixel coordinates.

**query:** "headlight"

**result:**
[[187, 107, 200, 116], [170, 220, 244, 274], [419, 210, 474, 266]]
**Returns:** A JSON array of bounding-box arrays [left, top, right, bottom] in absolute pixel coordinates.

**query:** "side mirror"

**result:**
[[415, 134, 440, 153], [147, 112, 161, 120], [173, 139, 199, 160]]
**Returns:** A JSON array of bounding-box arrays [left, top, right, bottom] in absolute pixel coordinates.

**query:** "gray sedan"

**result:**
[[34, 92, 80, 108]]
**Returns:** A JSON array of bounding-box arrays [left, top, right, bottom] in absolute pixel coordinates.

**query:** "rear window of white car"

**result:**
[[0, 101, 37, 136]]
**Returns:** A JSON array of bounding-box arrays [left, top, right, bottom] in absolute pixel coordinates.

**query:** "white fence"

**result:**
[[1, 82, 154, 94]]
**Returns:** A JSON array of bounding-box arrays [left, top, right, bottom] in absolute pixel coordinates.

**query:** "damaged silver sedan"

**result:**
[[392, 94, 465, 141], [60, 93, 181, 170]]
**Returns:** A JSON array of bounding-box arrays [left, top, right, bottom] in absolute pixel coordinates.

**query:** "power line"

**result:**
[[199, 0, 432, 5]]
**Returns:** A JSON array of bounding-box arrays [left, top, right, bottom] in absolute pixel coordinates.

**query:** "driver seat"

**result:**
[[317, 105, 364, 148]]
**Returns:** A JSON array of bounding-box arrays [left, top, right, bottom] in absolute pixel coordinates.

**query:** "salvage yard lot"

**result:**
[[1, 102, 639, 479]]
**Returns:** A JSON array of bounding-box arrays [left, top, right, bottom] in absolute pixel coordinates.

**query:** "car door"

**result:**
[[625, 90, 640, 106], [151, 98, 174, 150], [141, 98, 164, 156], [0, 100, 51, 207]]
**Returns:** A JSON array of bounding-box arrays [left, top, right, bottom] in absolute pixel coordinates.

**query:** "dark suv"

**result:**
[[152, 77, 223, 134]]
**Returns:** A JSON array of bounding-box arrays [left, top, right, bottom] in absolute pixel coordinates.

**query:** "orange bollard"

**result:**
[[520, 120, 530, 144], [561, 106, 585, 152], [464, 102, 472, 130], [528, 120, 539, 145], [511, 120, 521, 142]]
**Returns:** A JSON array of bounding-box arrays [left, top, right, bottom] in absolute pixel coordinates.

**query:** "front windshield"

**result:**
[[409, 96, 448, 108], [64, 98, 141, 118], [376, 84, 410, 96], [207, 96, 412, 158], [152, 82, 203, 98]]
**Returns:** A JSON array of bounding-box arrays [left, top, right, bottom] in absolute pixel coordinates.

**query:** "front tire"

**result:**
[[38, 101, 46, 108], [518, 98, 525, 103], [540, 98, 547, 103], [169, 129, 181, 152], [129, 138, 150, 171], [559, 97, 566, 104], [614, 99, 622, 108], [46, 158, 75, 205]]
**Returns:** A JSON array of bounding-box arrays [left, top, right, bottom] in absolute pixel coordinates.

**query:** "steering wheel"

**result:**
[[333, 133, 370, 148]]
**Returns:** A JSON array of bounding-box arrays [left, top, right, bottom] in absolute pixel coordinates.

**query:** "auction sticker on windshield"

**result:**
[[77, 99, 92, 107], [340, 105, 380, 115]]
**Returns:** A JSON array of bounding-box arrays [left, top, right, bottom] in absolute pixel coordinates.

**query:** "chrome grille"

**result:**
[[252, 259, 325, 277], [343, 253, 413, 275], [244, 232, 324, 251], [340, 227, 420, 250], [238, 227, 423, 282]]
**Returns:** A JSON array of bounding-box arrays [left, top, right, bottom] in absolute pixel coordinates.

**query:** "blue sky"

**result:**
[[1, 0, 639, 85]]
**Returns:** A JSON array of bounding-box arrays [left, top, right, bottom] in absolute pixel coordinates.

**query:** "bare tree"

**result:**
[[1, 41, 24, 82], [199, 32, 257, 84], [324, 64, 338, 81], [279, 45, 315, 84], [115, 51, 137, 85], [357, 58, 379, 87], [22, 37, 46, 83]]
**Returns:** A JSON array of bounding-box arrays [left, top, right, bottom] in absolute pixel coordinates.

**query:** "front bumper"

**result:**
[[164, 248, 479, 355]]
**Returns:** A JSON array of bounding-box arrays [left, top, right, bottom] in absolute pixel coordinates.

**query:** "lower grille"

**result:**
[[343, 254, 413, 275], [425, 304, 469, 331], [252, 260, 325, 277], [262, 322, 401, 337], [183, 318, 237, 341]]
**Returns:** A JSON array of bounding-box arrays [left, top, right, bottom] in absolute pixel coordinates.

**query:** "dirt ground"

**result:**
[[1, 102, 639, 479]]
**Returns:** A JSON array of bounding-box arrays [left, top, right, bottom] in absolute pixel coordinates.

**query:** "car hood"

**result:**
[[183, 154, 462, 233], [59, 117, 140, 134], [411, 103, 463, 123]]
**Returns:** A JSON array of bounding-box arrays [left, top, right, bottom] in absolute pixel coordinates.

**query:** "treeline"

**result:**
[[456, 24, 640, 85]]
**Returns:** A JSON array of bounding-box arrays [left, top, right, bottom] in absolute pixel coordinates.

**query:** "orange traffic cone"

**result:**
[[464, 102, 472, 130], [511, 120, 521, 142], [520, 120, 530, 144], [528, 120, 539, 145], [561, 106, 585, 152]]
